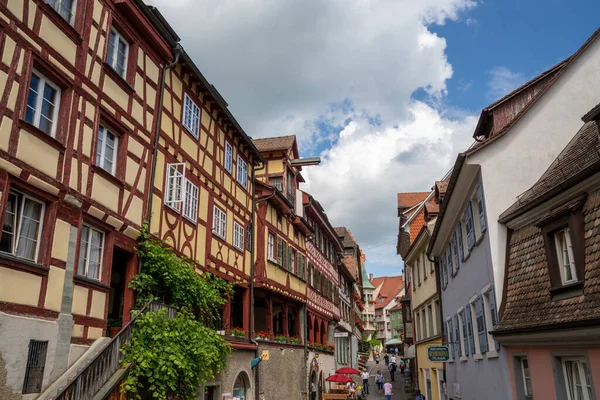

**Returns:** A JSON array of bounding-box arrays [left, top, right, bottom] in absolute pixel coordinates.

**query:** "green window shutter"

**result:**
[[281, 242, 287, 270], [276, 237, 283, 264], [289, 249, 294, 273]]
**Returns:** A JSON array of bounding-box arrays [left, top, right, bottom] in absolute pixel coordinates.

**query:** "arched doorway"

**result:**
[[320, 320, 326, 345], [233, 371, 251, 400]]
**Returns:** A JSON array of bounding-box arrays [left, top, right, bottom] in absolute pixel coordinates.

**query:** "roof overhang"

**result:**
[[404, 226, 431, 263], [292, 216, 313, 236], [428, 155, 480, 257]]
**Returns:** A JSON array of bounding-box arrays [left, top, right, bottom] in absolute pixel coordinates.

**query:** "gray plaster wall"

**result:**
[[0, 352, 22, 400], [209, 348, 256, 400], [0, 311, 60, 396], [440, 233, 512, 400], [257, 343, 306, 400]]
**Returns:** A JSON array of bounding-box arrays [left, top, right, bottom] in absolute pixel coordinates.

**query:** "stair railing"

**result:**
[[53, 301, 177, 400]]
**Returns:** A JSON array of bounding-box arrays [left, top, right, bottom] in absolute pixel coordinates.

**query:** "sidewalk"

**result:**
[[359, 360, 408, 400]]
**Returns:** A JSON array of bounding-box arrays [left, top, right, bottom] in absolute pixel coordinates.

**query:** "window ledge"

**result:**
[[267, 258, 279, 265], [36, 1, 83, 45], [460, 356, 468, 362], [74, 274, 111, 290], [212, 230, 226, 242], [19, 120, 66, 152], [91, 165, 125, 188], [549, 281, 584, 300], [0, 252, 49, 275], [474, 353, 483, 361], [485, 350, 499, 359], [102, 63, 135, 94]]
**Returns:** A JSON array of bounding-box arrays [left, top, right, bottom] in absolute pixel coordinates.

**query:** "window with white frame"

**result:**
[[0, 191, 44, 261], [476, 183, 487, 233], [224, 142, 233, 173], [417, 257, 421, 284], [469, 299, 482, 358], [233, 222, 244, 251], [107, 28, 129, 78], [554, 228, 577, 284], [519, 357, 533, 399], [427, 304, 434, 337], [182, 93, 200, 138], [236, 155, 248, 188], [26, 70, 61, 137], [96, 126, 118, 175], [562, 358, 593, 400], [46, 0, 76, 24], [422, 252, 428, 279], [165, 163, 185, 212], [446, 318, 454, 361], [183, 179, 198, 223], [77, 225, 104, 280], [212, 206, 226, 239], [268, 232, 275, 261], [464, 202, 476, 250], [458, 308, 467, 359]]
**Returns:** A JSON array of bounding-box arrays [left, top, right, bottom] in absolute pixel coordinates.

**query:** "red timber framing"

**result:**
[[303, 192, 343, 345], [0, 0, 174, 344]]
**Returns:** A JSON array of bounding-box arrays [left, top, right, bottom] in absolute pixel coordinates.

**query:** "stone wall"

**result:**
[[257, 342, 306, 400], [0, 353, 22, 400]]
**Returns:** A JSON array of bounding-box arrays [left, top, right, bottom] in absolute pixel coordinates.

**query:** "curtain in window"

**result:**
[[1, 193, 17, 252], [87, 230, 103, 279], [16, 199, 42, 260]]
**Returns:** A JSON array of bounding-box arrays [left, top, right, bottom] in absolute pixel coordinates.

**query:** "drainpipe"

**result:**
[[250, 161, 266, 400], [145, 45, 182, 237], [303, 303, 309, 399]]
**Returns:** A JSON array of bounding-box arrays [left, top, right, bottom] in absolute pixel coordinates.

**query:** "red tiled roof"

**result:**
[[397, 192, 430, 209], [373, 276, 404, 310], [410, 209, 426, 243], [425, 202, 439, 214], [389, 303, 403, 312], [252, 135, 296, 153]]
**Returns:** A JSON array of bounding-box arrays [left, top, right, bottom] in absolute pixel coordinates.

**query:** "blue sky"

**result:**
[[435, 0, 600, 112], [152, 0, 599, 279]]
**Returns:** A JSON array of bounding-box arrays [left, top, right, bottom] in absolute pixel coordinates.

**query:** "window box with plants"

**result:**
[[256, 331, 270, 340], [229, 327, 246, 338], [107, 318, 122, 338]]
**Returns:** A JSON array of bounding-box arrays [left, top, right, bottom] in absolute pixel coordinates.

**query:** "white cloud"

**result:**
[[487, 66, 527, 100], [146, 0, 479, 275]]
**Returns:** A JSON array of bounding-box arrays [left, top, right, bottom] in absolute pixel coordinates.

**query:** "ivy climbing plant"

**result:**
[[121, 226, 233, 400]]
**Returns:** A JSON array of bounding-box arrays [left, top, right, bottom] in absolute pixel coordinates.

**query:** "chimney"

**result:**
[[369, 273, 373, 281]]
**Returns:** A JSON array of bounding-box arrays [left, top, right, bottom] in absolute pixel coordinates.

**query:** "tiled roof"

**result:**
[[496, 190, 600, 332], [397, 192, 430, 209], [468, 27, 600, 155], [342, 255, 358, 280], [425, 202, 439, 214], [335, 226, 356, 248], [435, 181, 448, 196], [409, 209, 426, 243], [252, 135, 296, 152], [500, 121, 600, 222], [389, 303, 403, 312], [372, 276, 404, 310]]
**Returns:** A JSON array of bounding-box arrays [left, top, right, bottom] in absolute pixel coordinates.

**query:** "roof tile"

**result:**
[[397, 192, 430, 209], [252, 135, 296, 152]]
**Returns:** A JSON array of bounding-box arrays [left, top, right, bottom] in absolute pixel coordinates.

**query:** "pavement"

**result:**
[[354, 360, 408, 400]]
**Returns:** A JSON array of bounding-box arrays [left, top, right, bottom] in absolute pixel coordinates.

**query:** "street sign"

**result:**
[[334, 332, 349, 338], [427, 345, 450, 362]]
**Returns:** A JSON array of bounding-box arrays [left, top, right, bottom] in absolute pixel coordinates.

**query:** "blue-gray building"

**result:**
[[427, 160, 511, 400]]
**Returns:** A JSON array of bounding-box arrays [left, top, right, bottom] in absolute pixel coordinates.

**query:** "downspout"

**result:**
[[145, 46, 182, 237], [250, 161, 266, 400], [138, 46, 181, 284], [303, 303, 309, 398]]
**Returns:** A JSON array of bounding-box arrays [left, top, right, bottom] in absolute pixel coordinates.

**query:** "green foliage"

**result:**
[[130, 227, 233, 322], [230, 327, 246, 337], [123, 226, 234, 399], [121, 309, 231, 400]]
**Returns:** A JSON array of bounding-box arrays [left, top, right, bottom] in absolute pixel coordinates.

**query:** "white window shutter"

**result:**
[[462, 311, 469, 356], [457, 223, 464, 261], [465, 202, 476, 250], [488, 287, 501, 351], [165, 163, 185, 212], [454, 314, 460, 358], [466, 304, 475, 354], [453, 229, 461, 271], [446, 243, 454, 276]]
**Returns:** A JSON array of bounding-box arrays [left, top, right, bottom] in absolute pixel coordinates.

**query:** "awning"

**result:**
[[404, 344, 416, 358], [384, 338, 402, 347]]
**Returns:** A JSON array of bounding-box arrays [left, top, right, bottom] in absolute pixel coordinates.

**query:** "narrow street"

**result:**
[[359, 360, 408, 400]]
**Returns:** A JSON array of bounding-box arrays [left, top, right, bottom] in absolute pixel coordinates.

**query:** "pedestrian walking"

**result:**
[[383, 379, 393, 400], [395, 347, 399, 355], [375, 370, 384, 394], [310, 379, 317, 400], [346, 381, 356, 398], [415, 389, 425, 400], [384, 353, 389, 366], [390, 355, 397, 364], [361, 369, 370, 394], [389, 361, 397, 382], [375, 354, 380, 364], [399, 357, 405, 375]]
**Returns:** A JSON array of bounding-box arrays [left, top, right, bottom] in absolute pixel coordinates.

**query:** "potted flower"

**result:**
[[289, 336, 301, 344], [256, 331, 270, 340], [274, 335, 289, 344], [107, 318, 122, 338], [230, 327, 246, 337]]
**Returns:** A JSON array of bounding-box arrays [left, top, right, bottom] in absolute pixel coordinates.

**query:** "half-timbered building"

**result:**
[[0, 0, 175, 395]]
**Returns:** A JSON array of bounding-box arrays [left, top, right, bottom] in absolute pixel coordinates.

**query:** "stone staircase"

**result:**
[[36, 302, 175, 400]]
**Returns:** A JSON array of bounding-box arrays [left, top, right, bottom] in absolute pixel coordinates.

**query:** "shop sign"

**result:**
[[427, 345, 450, 362]]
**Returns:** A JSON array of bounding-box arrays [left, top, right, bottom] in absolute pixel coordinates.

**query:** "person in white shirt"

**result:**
[[346, 381, 356, 397], [390, 355, 397, 364], [361, 369, 370, 394]]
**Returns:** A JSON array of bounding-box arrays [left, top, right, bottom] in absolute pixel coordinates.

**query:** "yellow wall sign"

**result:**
[[261, 350, 270, 361]]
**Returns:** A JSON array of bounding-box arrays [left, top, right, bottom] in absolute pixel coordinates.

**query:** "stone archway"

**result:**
[[309, 370, 317, 400], [232, 370, 252, 400]]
